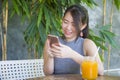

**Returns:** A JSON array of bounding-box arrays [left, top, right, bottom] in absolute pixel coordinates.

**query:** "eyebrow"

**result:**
[[63, 18, 74, 23], [63, 19, 68, 21]]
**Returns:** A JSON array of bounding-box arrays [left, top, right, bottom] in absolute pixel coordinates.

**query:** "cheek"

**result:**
[[71, 26, 77, 32], [62, 22, 66, 30]]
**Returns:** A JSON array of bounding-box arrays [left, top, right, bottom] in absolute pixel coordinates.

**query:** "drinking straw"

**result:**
[[93, 46, 100, 58]]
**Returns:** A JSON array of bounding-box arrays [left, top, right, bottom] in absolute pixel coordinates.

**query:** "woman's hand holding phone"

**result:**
[[47, 34, 60, 47], [47, 34, 60, 57]]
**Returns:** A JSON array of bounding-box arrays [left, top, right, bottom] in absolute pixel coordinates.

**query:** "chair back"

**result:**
[[0, 59, 44, 80]]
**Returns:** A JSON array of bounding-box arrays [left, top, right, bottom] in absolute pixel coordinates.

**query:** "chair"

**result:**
[[0, 59, 44, 80]]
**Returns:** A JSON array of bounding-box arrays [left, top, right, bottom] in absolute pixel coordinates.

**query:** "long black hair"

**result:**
[[63, 4, 89, 38]]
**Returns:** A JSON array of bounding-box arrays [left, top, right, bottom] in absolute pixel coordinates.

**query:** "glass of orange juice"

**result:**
[[81, 56, 98, 80]]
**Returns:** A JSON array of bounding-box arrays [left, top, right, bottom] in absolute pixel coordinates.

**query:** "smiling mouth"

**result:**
[[64, 30, 72, 35]]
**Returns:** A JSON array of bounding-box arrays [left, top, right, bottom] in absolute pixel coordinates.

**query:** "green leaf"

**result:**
[[39, 0, 43, 3], [81, 0, 97, 8], [95, 42, 107, 50], [98, 24, 111, 30], [103, 30, 116, 37], [37, 40, 44, 58], [16, 0, 22, 6], [24, 18, 37, 44], [38, 23, 47, 44], [2, 0, 8, 8], [10, 9, 15, 18], [44, 6, 50, 34], [21, 0, 30, 19], [93, 35, 105, 42], [99, 54, 104, 62], [12, 0, 20, 15], [114, 0, 120, 10], [37, 5, 43, 27], [99, 31, 106, 39], [103, 33, 117, 47]]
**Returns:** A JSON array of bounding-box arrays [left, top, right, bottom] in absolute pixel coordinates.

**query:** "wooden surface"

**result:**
[[27, 74, 120, 80]]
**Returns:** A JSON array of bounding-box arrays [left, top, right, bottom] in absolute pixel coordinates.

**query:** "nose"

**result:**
[[66, 24, 72, 30]]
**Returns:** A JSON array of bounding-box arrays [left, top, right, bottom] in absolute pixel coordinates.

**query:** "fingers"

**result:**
[[47, 50, 54, 58], [51, 44, 61, 50], [50, 47, 62, 58], [46, 42, 61, 58], [50, 44, 66, 58], [47, 50, 61, 58], [51, 52, 62, 58], [59, 43, 64, 47], [46, 39, 50, 47], [48, 52, 53, 58], [49, 44, 66, 58], [47, 46, 61, 58]]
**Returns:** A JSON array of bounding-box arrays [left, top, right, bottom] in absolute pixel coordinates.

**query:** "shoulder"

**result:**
[[83, 38, 97, 56], [84, 38, 95, 46]]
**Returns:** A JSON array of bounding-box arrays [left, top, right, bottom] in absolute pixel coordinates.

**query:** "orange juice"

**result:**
[[81, 57, 98, 80]]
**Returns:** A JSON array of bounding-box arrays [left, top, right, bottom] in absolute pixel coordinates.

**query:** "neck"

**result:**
[[65, 36, 77, 42]]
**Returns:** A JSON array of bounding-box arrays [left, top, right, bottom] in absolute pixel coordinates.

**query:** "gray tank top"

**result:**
[[54, 37, 84, 74]]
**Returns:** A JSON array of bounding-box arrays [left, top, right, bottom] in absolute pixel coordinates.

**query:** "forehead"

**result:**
[[63, 12, 73, 22]]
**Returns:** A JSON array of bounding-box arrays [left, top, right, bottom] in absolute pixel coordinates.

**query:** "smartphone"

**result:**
[[47, 34, 60, 47]]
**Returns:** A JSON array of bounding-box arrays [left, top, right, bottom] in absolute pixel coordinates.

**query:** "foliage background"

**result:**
[[0, 0, 120, 70]]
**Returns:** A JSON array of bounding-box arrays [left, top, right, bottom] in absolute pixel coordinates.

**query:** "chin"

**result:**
[[65, 34, 71, 38]]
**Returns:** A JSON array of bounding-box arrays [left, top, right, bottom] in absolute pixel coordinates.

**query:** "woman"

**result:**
[[43, 5, 104, 75]]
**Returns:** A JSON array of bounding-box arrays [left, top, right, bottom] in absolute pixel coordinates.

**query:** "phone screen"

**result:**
[[47, 35, 60, 47]]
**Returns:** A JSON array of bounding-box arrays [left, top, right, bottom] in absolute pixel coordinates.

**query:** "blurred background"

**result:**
[[0, 0, 120, 74]]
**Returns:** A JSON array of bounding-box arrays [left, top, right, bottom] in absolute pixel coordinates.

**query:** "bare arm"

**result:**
[[69, 39, 104, 75], [43, 39, 54, 75], [83, 39, 104, 75], [50, 39, 104, 75]]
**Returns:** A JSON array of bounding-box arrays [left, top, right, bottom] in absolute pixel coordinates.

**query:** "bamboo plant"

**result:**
[[0, 0, 120, 60], [102, 0, 106, 60], [1, 0, 8, 60], [107, 0, 114, 71]]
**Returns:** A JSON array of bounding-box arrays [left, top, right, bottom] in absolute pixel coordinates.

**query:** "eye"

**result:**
[[72, 23, 75, 27], [63, 19, 68, 24]]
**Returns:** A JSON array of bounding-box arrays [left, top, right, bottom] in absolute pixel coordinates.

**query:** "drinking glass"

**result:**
[[81, 56, 98, 80]]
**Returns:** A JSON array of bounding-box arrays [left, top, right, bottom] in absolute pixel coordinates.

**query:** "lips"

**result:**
[[64, 30, 72, 36]]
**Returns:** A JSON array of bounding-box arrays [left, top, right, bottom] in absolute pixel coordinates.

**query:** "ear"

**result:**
[[80, 23, 87, 31]]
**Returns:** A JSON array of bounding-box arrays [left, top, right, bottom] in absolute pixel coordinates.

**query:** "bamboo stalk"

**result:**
[[107, 0, 114, 71], [103, 0, 106, 25], [102, 0, 106, 61], [0, 23, 4, 60], [2, 3, 5, 60], [2, 8, 5, 60], [2, 1, 8, 60]]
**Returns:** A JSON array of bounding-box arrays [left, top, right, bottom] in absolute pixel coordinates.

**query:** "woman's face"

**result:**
[[62, 12, 77, 41]]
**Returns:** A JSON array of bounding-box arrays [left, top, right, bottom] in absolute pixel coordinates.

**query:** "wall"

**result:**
[[0, 0, 120, 70], [86, 0, 120, 69]]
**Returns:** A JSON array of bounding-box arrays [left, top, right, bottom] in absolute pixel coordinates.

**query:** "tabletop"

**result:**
[[27, 74, 120, 80]]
